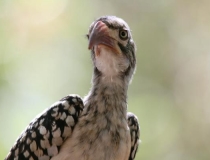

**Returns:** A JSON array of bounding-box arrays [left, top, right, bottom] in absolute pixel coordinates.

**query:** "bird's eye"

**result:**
[[119, 30, 128, 40]]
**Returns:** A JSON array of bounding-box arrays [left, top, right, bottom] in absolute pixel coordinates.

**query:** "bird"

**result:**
[[5, 15, 140, 160]]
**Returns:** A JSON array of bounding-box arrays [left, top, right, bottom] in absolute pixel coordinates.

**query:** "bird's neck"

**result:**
[[84, 70, 129, 117]]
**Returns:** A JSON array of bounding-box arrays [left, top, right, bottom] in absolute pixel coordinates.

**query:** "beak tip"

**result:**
[[88, 43, 92, 50], [87, 21, 116, 52]]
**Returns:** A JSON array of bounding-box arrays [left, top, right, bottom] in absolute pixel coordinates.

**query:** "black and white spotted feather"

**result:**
[[127, 113, 140, 160], [5, 95, 84, 160]]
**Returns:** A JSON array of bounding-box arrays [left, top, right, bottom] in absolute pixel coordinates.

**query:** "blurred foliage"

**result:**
[[1, 0, 210, 159]]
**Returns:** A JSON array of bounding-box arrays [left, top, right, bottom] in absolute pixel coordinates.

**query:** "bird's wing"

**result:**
[[127, 112, 140, 160], [5, 94, 84, 160]]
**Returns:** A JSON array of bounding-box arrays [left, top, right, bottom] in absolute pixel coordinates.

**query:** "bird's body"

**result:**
[[5, 16, 140, 160], [52, 52, 131, 160]]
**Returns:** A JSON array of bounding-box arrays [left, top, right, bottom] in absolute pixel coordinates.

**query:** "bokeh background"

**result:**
[[0, 0, 210, 159]]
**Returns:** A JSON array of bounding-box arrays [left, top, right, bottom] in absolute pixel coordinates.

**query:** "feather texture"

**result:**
[[5, 95, 84, 160]]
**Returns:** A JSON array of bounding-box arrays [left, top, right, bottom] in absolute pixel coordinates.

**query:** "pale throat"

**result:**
[[90, 45, 131, 100], [94, 45, 129, 80], [82, 46, 130, 118]]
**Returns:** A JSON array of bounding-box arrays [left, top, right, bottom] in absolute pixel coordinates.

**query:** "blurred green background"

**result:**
[[1, 0, 210, 159]]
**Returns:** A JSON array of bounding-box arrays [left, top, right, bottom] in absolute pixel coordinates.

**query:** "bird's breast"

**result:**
[[52, 100, 131, 160]]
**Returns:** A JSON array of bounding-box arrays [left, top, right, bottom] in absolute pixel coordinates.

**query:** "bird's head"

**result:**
[[87, 16, 136, 84]]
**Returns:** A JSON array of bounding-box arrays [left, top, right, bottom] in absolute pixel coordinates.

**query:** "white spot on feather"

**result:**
[[31, 131, 36, 138], [66, 116, 75, 127], [72, 98, 77, 103], [26, 138, 31, 144], [47, 145, 58, 156], [62, 101, 70, 110], [15, 148, 19, 156], [34, 148, 43, 157], [69, 106, 75, 115], [60, 112, 67, 120], [23, 150, 29, 157], [39, 118, 44, 125], [30, 140, 37, 152], [39, 126, 47, 135], [40, 139, 50, 149]]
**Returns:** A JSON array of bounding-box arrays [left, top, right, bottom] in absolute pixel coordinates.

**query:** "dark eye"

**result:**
[[119, 30, 128, 40]]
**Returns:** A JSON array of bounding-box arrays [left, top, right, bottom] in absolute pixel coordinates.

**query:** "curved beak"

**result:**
[[88, 21, 117, 52]]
